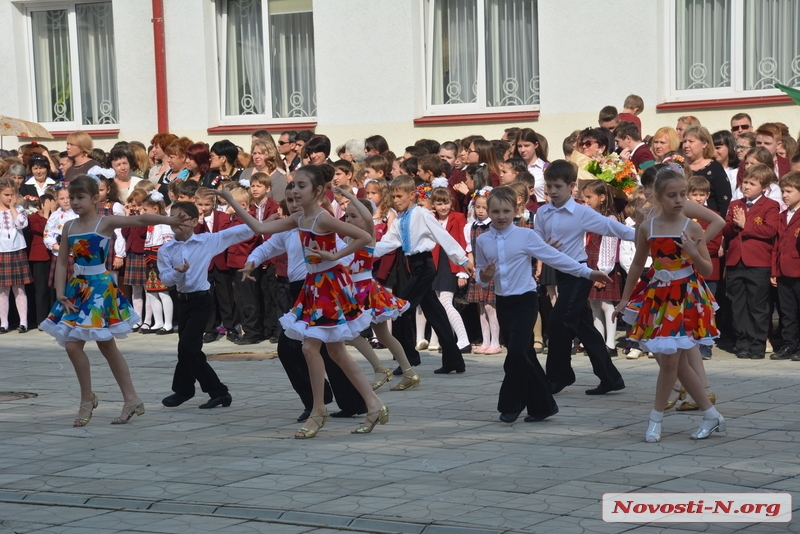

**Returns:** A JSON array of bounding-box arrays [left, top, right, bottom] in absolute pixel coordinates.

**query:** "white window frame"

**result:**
[[26, 1, 119, 131], [215, 0, 316, 125], [422, 0, 540, 116], [666, 0, 794, 102]]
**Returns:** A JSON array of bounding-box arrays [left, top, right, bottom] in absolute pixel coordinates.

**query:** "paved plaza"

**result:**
[[0, 330, 798, 533]]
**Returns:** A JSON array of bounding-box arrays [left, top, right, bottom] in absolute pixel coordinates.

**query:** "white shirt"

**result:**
[[534, 198, 634, 262], [374, 206, 468, 267], [786, 207, 797, 225], [0, 206, 28, 252], [527, 158, 546, 202], [158, 225, 254, 292], [248, 228, 306, 283], [43, 208, 78, 256], [475, 225, 593, 296], [23, 176, 56, 197], [464, 218, 491, 254], [144, 224, 174, 248]]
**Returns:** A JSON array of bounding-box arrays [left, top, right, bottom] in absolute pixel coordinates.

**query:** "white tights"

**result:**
[[477, 302, 500, 348], [426, 291, 469, 349], [590, 299, 617, 350], [131, 286, 151, 327], [146, 291, 173, 330], [0, 286, 27, 328]]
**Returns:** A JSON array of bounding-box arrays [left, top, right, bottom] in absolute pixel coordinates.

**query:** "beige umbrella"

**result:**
[[0, 115, 53, 149]]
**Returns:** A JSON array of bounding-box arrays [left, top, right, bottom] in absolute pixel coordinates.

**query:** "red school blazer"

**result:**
[[194, 210, 229, 271], [722, 197, 780, 268], [26, 212, 51, 262], [121, 225, 147, 254], [220, 215, 261, 270], [432, 211, 467, 274], [697, 217, 722, 281], [772, 209, 800, 278]]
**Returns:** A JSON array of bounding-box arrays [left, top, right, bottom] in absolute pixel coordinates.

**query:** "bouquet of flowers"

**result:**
[[584, 153, 638, 195]]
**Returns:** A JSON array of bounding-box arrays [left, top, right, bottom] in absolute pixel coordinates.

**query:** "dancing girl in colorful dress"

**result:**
[[41, 175, 190, 426], [616, 168, 725, 443]]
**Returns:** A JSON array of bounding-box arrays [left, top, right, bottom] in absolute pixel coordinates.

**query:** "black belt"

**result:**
[[177, 289, 210, 300]]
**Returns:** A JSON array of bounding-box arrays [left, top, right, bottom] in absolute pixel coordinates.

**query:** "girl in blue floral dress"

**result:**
[[42, 176, 190, 427]]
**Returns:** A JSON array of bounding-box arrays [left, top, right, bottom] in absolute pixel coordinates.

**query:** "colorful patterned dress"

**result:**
[[622, 218, 718, 354], [279, 214, 371, 343], [41, 217, 139, 347], [350, 246, 409, 323], [467, 219, 495, 305]]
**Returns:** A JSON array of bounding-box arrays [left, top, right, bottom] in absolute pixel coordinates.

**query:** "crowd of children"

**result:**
[[2, 96, 800, 443]]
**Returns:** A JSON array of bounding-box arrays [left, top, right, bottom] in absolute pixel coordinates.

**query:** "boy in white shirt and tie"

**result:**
[[374, 176, 474, 374], [476, 186, 611, 422], [157, 201, 254, 410], [534, 161, 634, 395]]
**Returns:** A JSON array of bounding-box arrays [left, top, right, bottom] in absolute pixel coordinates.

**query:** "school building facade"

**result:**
[[1, 0, 799, 150]]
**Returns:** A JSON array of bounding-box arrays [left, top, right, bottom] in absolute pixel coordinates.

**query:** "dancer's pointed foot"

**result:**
[[74, 393, 99, 427]]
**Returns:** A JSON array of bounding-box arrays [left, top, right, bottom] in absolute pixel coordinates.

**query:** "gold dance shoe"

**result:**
[[390, 374, 420, 391], [74, 393, 99, 427], [352, 405, 389, 434], [664, 386, 685, 410], [111, 399, 145, 424], [372, 368, 393, 390], [295, 412, 329, 439]]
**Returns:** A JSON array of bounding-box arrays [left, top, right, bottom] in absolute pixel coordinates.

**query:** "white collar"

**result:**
[[25, 176, 55, 186]]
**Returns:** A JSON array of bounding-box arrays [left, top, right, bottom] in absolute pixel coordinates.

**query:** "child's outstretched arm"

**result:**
[[335, 186, 375, 241], [614, 224, 651, 319], [102, 211, 193, 231], [309, 212, 371, 262], [205, 188, 298, 235]]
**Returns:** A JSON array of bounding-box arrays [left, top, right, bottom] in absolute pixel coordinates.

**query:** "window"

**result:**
[[217, 0, 316, 121], [672, 0, 800, 98], [29, 2, 119, 126], [424, 0, 539, 114]]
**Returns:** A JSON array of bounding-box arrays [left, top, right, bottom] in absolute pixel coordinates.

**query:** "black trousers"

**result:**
[[496, 292, 557, 416], [393, 252, 463, 369], [259, 263, 279, 337], [778, 276, 800, 350], [30, 260, 52, 325], [275, 281, 366, 413], [546, 270, 622, 386], [232, 274, 263, 341], [727, 264, 771, 353], [173, 291, 229, 399], [205, 267, 236, 333]]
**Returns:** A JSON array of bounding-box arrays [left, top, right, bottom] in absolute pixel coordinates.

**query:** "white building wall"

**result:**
[[0, 0, 798, 152]]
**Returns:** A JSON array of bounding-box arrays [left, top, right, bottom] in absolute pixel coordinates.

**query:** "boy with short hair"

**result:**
[[535, 160, 634, 394], [737, 123, 791, 183], [158, 201, 255, 409], [364, 154, 391, 181], [723, 164, 781, 359], [417, 154, 445, 184], [248, 172, 280, 342], [332, 160, 354, 189], [176, 180, 200, 202], [790, 153, 800, 172], [374, 175, 475, 374], [687, 176, 723, 359], [619, 94, 644, 134], [476, 186, 612, 423], [598, 106, 619, 132], [770, 171, 800, 361], [615, 121, 655, 172]]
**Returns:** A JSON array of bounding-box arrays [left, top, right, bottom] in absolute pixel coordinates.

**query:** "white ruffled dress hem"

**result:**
[[280, 310, 372, 343], [370, 301, 411, 324], [634, 335, 716, 355], [40, 313, 141, 348]]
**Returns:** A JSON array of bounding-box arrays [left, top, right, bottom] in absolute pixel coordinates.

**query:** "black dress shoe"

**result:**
[[0, 327, 8, 334], [269, 336, 280, 344], [750, 353, 765, 360], [141, 326, 159, 334], [297, 409, 311, 422], [155, 327, 174, 335], [234, 337, 261, 346], [226, 333, 240, 343], [433, 366, 466, 374], [162, 393, 193, 407], [460, 345, 472, 354], [330, 409, 366, 418], [525, 405, 559, 422], [585, 380, 626, 395], [607, 348, 618, 357], [499, 411, 521, 423], [203, 332, 218, 343], [199, 393, 232, 409], [792, 353, 800, 361], [548, 380, 574, 395], [735, 350, 751, 359], [770, 346, 795, 360]]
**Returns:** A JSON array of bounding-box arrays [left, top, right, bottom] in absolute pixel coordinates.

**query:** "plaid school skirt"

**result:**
[[48, 254, 75, 286], [0, 249, 33, 286], [467, 278, 495, 305], [123, 251, 148, 286]]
